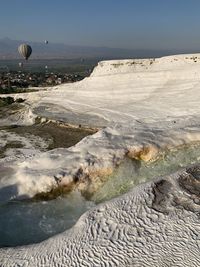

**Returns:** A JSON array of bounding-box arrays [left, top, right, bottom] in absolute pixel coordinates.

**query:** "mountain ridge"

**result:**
[[0, 38, 198, 60]]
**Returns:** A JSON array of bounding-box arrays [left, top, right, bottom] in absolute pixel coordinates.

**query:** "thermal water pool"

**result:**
[[0, 143, 200, 247]]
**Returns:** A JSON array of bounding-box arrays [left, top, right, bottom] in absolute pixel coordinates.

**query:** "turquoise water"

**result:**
[[1, 143, 200, 247], [0, 192, 94, 247], [92, 143, 200, 202]]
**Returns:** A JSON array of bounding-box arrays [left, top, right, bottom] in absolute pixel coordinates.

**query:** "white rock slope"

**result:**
[[1, 54, 200, 199], [1, 54, 200, 266]]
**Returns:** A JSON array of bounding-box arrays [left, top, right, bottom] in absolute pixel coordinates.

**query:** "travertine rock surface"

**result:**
[[1, 165, 200, 266]]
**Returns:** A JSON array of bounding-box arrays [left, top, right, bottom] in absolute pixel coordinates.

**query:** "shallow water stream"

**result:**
[[92, 143, 200, 202], [1, 143, 200, 247]]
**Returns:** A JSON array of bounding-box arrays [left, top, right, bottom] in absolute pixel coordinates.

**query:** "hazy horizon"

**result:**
[[1, 36, 200, 61]]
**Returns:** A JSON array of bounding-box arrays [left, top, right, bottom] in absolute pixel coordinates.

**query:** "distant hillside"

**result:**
[[0, 38, 198, 60]]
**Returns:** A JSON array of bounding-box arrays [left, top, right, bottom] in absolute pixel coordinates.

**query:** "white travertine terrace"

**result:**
[[1, 54, 200, 266], [1, 54, 200, 199]]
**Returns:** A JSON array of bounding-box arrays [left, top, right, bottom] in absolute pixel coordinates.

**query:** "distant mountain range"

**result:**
[[0, 37, 198, 60]]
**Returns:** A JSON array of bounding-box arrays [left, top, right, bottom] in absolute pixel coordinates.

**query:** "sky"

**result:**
[[0, 0, 200, 50]]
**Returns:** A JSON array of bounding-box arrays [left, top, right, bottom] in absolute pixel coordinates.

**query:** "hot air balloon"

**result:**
[[18, 62, 23, 68], [45, 40, 48, 44], [18, 44, 32, 60]]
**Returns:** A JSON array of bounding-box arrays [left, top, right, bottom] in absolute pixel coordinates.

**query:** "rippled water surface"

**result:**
[[0, 192, 94, 247]]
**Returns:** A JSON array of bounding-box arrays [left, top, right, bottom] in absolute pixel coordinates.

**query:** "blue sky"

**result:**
[[0, 0, 200, 50]]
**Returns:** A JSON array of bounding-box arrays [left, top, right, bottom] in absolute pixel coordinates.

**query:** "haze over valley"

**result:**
[[0, 37, 199, 60]]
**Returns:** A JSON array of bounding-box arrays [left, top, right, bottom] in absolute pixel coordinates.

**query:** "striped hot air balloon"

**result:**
[[18, 44, 32, 60]]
